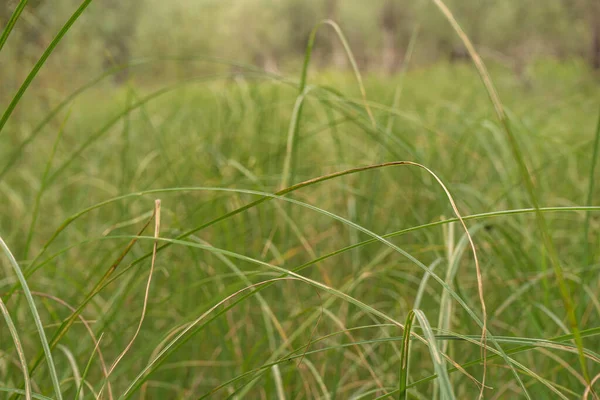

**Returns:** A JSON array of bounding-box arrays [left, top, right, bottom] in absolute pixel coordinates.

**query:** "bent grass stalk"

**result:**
[[432, 0, 591, 393]]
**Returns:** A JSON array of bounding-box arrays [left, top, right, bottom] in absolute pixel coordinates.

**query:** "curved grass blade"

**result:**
[[0, 295, 31, 400], [99, 232, 600, 398], [74, 333, 104, 400], [27, 291, 112, 400], [0, 236, 62, 400], [281, 18, 377, 194], [119, 278, 311, 400], [113, 240, 464, 399], [192, 299, 595, 399], [431, 0, 591, 390], [19, 207, 155, 384], [56, 345, 82, 399], [17, 174, 600, 394], [217, 322, 600, 399], [97, 199, 161, 400]]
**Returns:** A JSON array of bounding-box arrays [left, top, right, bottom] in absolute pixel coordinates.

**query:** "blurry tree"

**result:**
[[2, 0, 599, 87]]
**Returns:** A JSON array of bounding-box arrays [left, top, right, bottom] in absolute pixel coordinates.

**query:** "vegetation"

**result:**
[[1, 0, 600, 399], [1, 0, 600, 89]]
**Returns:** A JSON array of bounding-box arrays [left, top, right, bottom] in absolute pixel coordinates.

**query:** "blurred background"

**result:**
[[1, 0, 599, 93]]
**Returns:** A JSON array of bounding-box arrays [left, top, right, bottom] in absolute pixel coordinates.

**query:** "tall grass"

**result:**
[[0, 0, 599, 399]]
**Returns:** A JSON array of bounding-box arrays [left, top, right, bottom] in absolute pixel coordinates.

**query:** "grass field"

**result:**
[[2, 3, 600, 399]]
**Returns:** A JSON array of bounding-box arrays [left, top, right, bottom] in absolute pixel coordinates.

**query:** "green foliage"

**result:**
[[1, 0, 598, 92], [1, 1, 600, 399]]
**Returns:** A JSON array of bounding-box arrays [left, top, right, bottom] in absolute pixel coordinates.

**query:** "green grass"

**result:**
[[1, 2, 600, 399]]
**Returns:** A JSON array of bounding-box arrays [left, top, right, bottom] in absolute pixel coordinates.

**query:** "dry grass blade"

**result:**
[[19, 202, 157, 384], [406, 161, 488, 396], [28, 291, 111, 400], [119, 278, 304, 400], [107, 199, 161, 376], [585, 373, 600, 399]]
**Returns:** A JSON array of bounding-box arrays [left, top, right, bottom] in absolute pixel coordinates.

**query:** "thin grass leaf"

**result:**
[[0, 61, 150, 182], [174, 321, 600, 400], [412, 310, 455, 400], [431, 0, 590, 392], [398, 311, 415, 400], [0, 0, 93, 136], [26, 291, 110, 400], [0, 236, 62, 400], [0, 388, 51, 400], [281, 19, 375, 191], [108, 199, 161, 375], [0, 296, 31, 400], [74, 333, 102, 400], [112, 234, 470, 398], [0, 0, 28, 53], [56, 345, 82, 399], [584, 105, 600, 264], [21, 206, 155, 383]]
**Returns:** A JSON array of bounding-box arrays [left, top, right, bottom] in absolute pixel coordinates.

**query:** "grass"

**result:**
[[1, 1, 600, 399]]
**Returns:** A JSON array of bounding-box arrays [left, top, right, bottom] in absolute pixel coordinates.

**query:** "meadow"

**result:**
[[1, 2, 600, 399]]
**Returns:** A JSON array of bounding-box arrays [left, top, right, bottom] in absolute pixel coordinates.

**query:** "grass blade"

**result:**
[[0, 0, 29, 53], [0, 236, 62, 400], [431, 0, 591, 391], [0, 0, 92, 137], [584, 105, 600, 264], [398, 311, 415, 400], [0, 295, 31, 400], [412, 310, 456, 400]]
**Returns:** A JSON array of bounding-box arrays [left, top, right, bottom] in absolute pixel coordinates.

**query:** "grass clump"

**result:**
[[1, 1, 600, 399]]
